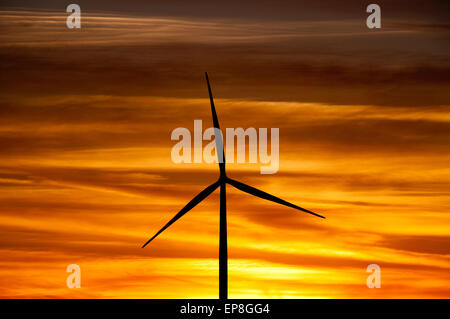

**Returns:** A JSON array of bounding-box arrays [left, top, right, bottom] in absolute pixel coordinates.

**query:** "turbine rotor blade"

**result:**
[[142, 181, 220, 248], [205, 72, 226, 173], [227, 178, 325, 219]]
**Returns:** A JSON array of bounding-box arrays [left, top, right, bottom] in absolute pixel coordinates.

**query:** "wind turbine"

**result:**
[[142, 72, 325, 300]]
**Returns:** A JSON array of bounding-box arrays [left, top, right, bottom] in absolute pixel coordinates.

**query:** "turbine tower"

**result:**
[[142, 72, 325, 300]]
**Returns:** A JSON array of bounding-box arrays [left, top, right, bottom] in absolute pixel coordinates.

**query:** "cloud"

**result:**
[[0, 8, 449, 298], [1, 1, 449, 22], [377, 234, 450, 255], [0, 10, 449, 106]]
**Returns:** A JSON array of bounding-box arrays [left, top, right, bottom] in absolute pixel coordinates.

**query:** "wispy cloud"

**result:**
[[0, 8, 449, 298]]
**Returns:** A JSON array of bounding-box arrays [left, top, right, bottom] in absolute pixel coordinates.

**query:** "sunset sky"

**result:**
[[0, 1, 449, 298]]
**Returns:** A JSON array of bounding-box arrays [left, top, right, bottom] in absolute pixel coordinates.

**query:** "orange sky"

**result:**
[[0, 7, 449, 298]]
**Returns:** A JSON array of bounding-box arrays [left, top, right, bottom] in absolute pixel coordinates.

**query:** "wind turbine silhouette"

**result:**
[[142, 72, 325, 300]]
